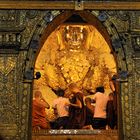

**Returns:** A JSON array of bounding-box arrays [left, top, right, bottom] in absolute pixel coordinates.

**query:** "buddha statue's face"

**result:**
[[64, 26, 87, 49]]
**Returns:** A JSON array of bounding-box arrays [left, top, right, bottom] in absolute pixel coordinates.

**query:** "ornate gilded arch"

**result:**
[[23, 10, 130, 140]]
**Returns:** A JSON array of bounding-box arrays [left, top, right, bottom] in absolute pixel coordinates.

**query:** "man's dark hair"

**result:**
[[56, 89, 65, 97], [96, 86, 104, 93]]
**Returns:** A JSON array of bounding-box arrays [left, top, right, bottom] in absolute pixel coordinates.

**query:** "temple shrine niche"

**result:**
[[33, 23, 117, 122], [1, 1, 140, 139]]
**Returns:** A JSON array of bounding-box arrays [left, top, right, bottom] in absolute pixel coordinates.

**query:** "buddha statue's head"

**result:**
[[64, 25, 87, 50]]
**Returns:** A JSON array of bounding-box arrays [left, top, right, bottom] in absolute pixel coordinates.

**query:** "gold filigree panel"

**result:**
[[0, 56, 18, 139]]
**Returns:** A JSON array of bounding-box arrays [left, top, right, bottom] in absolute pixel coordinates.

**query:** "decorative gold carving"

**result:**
[[0, 57, 15, 76], [0, 8, 139, 140], [35, 24, 116, 93], [0, 56, 17, 126], [21, 11, 42, 49], [0, 10, 18, 25], [1, 1, 140, 10], [75, 1, 84, 11], [59, 52, 90, 84]]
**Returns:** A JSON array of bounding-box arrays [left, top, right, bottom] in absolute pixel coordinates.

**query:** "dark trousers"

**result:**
[[92, 118, 107, 129], [52, 116, 69, 129]]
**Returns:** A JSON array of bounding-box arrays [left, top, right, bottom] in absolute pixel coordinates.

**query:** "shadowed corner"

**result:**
[[0, 135, 5, 140]]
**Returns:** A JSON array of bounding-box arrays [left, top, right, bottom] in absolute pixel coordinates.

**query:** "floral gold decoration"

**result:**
[[34, 24, 117, 121]]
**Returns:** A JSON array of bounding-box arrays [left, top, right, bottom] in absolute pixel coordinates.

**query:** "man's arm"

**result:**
[[86, 104, 95, 114], [70, 98, 82, 108], [91, 95, 96, 103]]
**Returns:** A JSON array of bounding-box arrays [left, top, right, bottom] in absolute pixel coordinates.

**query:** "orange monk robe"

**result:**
[[32, 99, 49, 129]]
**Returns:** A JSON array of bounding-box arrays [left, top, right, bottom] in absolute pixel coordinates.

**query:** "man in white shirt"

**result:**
[[92, 86, 109, 129], [52, 89, 70, 129]]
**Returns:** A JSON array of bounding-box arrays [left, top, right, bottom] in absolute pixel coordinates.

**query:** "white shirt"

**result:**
[[93, 92, 109, 118], [52, 97, 70, 117]]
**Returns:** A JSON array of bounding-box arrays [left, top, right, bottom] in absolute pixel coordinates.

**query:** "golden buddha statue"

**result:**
[[34, 24, 116, 94]]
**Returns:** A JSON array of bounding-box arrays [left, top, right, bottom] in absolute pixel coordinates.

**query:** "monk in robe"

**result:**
[[68, 83, 86, 129], [32, 91, 50, 130]]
